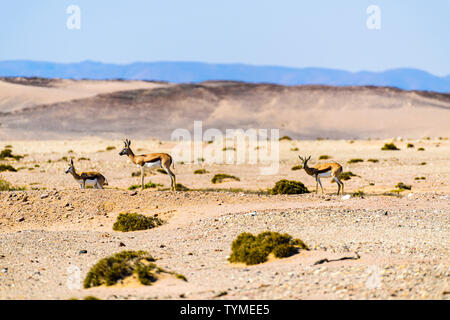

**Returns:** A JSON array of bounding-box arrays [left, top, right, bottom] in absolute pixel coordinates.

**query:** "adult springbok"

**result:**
[[65, 159, 108, 189], [298, 155, 344, 195], [119, 139, 176, 191]]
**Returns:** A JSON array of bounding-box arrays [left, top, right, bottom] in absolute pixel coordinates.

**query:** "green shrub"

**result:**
[[347, 158, 364, 164], [228, 231, 308, 265], [290, 147, 299, 151], [418, 147, 425, 151], [395, 182, 411, 190], [78, 157, 90, 161], [128, 181, 162, 190], [270, 180, 309, 195], [83, 250, 185, 289], [106, 146, 116, 151], [83, 250, 156, 288], [175, 183, 190, 191], [382, 143, 400, 151], [340, 171, 357, 181], [113, 213, 163, 232], [0, 164, 17, 172], [222, 147, 236, 151], [194, 169, 208, 174], [367, 159, 379, 163], [352, 190, 365, 197], [0, 148, 23, 161], [407, 143, 414, 148], [0, 178, 25, 191], [279, 136, 292, 141], [211, 174, 240, 184], [319, 155, 331, 160], [83, 296, 101, 300], [291, 165, 302, 171], [414, 177, 426, 180]]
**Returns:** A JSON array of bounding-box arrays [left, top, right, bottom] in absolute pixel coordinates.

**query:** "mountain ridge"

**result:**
[[0, 60, 449, 92]]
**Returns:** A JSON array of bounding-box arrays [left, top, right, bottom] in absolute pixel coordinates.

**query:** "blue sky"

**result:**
[[1, 1, 449, 76]]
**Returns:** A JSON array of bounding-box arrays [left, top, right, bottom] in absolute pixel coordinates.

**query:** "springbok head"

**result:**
[[298, 155, 312, 168], [119, 139, 131, 156], [65, 159, 75, 174]]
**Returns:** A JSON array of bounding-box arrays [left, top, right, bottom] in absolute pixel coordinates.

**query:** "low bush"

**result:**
[[396, 182, 411, 190], [194, 169, 208, 174], [319, 155, 331, 160], [279, 136, 292, 141], [106, 146, 116, 151], [352, 190, 365, 198], [0, 164, 17, 172], [347, 158, 364, 164], [128, 181, 162, 190], [113, 213, 163, 232], [270, 180, 309, 195], [367, 159, 379, 163], [211, 174, 240, 184], [381, 143, 400, 151], [291, 165, 302, 171], [418, 147, 425, 151], [339, 171, 357, 181], [228, 231, 308, 265], [407, 143, 414, 148]]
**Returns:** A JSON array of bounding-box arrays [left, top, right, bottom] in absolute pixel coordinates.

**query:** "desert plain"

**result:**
[[0, 78, 448, 300]]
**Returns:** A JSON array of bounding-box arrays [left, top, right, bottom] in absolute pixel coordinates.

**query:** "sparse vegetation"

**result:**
[[83, 250, 185, 288], [382, 143, 400, 151], [228, 231, 309, 265], [347, 158, 364, 164], [78, 157, 90, 161], [418, 147, 425, 151], [339, 171, 357, 181], [0, 177, 26, 191], [407, 143, 414, 148], [222, 147, 236, 151], [113, 213, 163, 232], [270, 179, 309, 195], [0, 164, 17, 172], [367, 159, 379, 163], [396, 182, 411, 190], [128, 181, 162, 190], [319, 155, 331, 160], [174, 183, 190, 191], [352, 190, 365, 198], [0, 148, 23, 161], [211, 174, 240, 184], [84, 250, 156, 288], [290, 147, 299, 151], [106, 146, 116, 151], [279, 136, 292, 141], [291, 165, 302, 171], [414, 177, 426, 180], [194, 169, 208, 174]]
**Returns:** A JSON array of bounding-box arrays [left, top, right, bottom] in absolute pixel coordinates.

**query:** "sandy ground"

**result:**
[[0, 138, 448, 300]]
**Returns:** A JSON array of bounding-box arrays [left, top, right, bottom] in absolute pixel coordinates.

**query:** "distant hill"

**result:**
[[0, 60, 449, 92], [0, 79, 449, 140]]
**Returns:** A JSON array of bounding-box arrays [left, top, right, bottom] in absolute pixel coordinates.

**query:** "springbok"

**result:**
[[119, 139, 176, 191], [298, 155, 344, 195], [65, 159, 108, 189]]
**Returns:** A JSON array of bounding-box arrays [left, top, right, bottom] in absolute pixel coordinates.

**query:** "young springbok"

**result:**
[[65, 159, 108, 189], [298, 155, 344, 195], [119, 139, 176, 191]]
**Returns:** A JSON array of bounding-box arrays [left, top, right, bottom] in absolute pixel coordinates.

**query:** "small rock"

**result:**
[[119, 242, 126, 247], [17, 217, 25, 222], [129, 191, 138, 196], [341, 194, 351, 200], [40, 193, 49, 199], [1, 268, 8, 273], [79, 250, 87, 254]]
